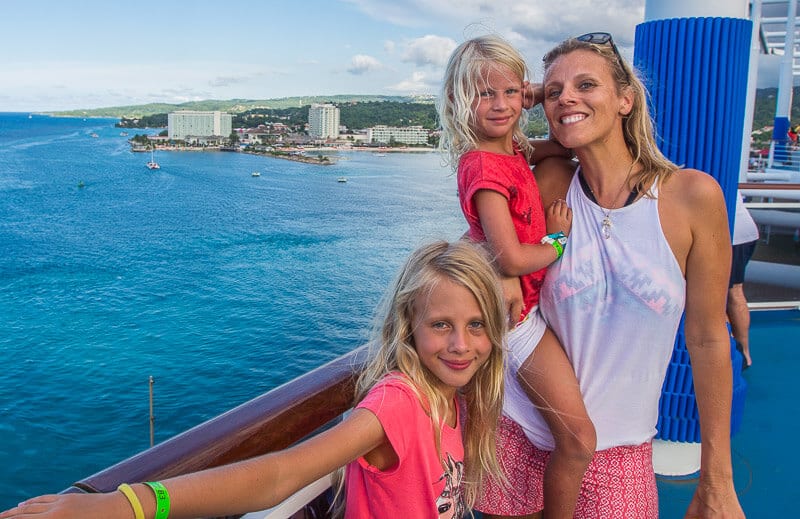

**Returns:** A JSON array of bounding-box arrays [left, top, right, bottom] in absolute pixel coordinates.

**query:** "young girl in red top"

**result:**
[[0, 240, 507, 519], [437, 35, 595, 519]]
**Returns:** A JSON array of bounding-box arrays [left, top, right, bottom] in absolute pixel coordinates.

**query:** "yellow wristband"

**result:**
[[117, 483, 146, 519]]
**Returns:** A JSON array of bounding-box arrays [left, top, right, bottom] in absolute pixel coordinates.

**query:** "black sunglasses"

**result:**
[[576, 32, 630, 82]]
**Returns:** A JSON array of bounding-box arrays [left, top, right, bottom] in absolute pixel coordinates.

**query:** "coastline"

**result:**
[[134, 143, 436, 165]]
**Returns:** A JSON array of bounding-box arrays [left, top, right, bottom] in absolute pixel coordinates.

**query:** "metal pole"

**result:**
[[149, 376, 155, 447], [742, 0, 764, 180]]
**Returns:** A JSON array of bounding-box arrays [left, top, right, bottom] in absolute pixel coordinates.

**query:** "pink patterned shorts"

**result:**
[[476, 415, 659, 518]]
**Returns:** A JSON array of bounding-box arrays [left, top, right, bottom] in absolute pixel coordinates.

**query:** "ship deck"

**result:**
[[658, 309, 799, 517]]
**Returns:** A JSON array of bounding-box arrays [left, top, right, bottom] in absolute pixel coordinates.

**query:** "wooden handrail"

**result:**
[[63, 345, 369, 495], [739, 182, 800, 190]]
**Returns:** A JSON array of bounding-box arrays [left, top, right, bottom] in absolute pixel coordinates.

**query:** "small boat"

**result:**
[[120, 132, 129, 137], [146, 149, 160, 170], [337, 177, 348, 183], [77, 181, 85, 189], [90, 133, 99, 138], [251, 171, 261, 177]]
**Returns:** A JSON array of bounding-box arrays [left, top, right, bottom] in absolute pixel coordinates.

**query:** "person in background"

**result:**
[[0, 240, 508, 519], [728, 190, 759, 369], [486, 32, 745, 518], [437, 35, 595, 519]]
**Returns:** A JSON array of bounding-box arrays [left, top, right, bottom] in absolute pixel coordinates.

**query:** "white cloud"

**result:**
[[388, 71, 437, 94], [347, 54, 383, 75], [401, 35, 458, 67]]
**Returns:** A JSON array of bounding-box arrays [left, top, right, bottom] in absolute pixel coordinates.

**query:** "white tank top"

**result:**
[[516, 170, 686, 451]]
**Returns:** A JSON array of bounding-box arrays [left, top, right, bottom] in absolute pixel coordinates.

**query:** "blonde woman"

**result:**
[[482, 33, 745, 518]]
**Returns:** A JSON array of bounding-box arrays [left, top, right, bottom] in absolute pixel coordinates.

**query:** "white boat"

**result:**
[[251, 171, 261, 177], [146, 149, 160, 170], [337, 177, 347, 183]]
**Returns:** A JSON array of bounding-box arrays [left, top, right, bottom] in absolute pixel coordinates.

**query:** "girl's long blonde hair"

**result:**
[[543, 37, 678, 194], [437, 35, 534, 170], [339, 240, 506, 512]]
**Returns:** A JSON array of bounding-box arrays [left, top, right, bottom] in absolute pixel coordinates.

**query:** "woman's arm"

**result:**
[[529, 139, 573, 165], [679, 171, 745, 518], [1, 409, 386, 519], [534, 156, 575, 207]]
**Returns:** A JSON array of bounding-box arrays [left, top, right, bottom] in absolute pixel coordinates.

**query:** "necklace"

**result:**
[[578, 165, 638, 239]]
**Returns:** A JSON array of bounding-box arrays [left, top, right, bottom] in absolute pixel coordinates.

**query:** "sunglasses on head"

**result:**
[[576, 32, 630, 82]]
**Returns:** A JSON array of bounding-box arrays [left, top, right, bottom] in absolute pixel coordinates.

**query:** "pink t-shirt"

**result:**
[[458, 149, 547, 313], [344, 374, 466, 518]]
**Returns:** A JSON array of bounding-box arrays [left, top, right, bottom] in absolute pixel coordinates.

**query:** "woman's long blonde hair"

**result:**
[[437, 35, 534, 170], [336, 240, 506, 512], [543, 36, 678, 194]]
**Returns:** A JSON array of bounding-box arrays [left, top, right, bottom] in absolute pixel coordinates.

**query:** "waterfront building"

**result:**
[[367, 125, 429, 145], [168, 111, 233, 140], [308, 104, 340, 139]]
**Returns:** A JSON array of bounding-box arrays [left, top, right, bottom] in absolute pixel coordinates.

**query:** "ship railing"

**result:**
[[737, 181, 800, 310], [62, 346, 370, 519], [749, 140, 800, 182]]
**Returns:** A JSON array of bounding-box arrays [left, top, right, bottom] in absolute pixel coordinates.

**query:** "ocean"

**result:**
[[0, 112, 465, 508]]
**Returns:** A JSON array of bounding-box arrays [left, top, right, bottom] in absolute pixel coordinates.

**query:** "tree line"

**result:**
[[115, 100, 550, 137]]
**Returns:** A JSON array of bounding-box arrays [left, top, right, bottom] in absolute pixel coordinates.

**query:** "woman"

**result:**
[[478, 33, 745, 518]]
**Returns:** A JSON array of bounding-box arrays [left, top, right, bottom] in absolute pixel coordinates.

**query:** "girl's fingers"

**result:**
[[1, 495, 60, 517]]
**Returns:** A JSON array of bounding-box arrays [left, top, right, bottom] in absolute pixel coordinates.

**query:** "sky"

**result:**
[[0, 0, 782, 112]]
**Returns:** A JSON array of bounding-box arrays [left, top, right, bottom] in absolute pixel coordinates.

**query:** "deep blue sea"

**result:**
[[0, 113, 464, 508]]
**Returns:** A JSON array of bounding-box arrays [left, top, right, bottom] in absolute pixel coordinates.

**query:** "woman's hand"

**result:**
[[684, 478, 745, 518], [500, 275, 524, 328]]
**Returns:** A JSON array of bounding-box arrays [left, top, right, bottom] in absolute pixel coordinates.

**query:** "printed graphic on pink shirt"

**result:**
[[436, 454, 465, 518]]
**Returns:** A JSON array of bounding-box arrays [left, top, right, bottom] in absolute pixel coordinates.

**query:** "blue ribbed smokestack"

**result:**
[[634, 17, 751, 226], [633, 2, 750, 476]]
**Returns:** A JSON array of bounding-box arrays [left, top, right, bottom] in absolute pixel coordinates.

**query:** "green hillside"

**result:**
[[47, 88, 792, 140], [51, 95, 436, 119]]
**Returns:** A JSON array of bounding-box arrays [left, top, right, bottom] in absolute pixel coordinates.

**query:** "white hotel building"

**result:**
[[367, 125, 429, 145], [168, 111, 233, 140], [308, 104, 340, 139]]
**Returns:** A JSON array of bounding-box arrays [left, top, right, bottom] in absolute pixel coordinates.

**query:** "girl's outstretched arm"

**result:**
[[0, 409, 386, 519]]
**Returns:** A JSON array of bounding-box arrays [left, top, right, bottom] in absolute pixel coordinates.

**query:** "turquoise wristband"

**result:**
[[144, 481, 171, 519], [541, 231, 567, 259]]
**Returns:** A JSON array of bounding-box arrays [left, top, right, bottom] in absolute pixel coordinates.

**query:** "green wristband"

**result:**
[[550, 239, 564, 258], [144, 481, 171, 519], [541, 231, 567, 259]]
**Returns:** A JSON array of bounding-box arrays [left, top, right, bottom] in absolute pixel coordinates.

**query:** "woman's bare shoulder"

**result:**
[[661, 168, 725, 205], [660, 168, 729, 238]]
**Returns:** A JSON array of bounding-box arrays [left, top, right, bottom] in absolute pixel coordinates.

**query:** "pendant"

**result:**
[[601, 215, 612, 239]]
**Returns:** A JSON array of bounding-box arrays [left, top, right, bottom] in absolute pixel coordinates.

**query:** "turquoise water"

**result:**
[[0, 113, 464, 508]]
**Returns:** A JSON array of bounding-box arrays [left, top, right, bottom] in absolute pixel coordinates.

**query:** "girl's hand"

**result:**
[[523, 82, 544, 109], [0, 492, 127, 519], [546, 198, 572, 236]]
